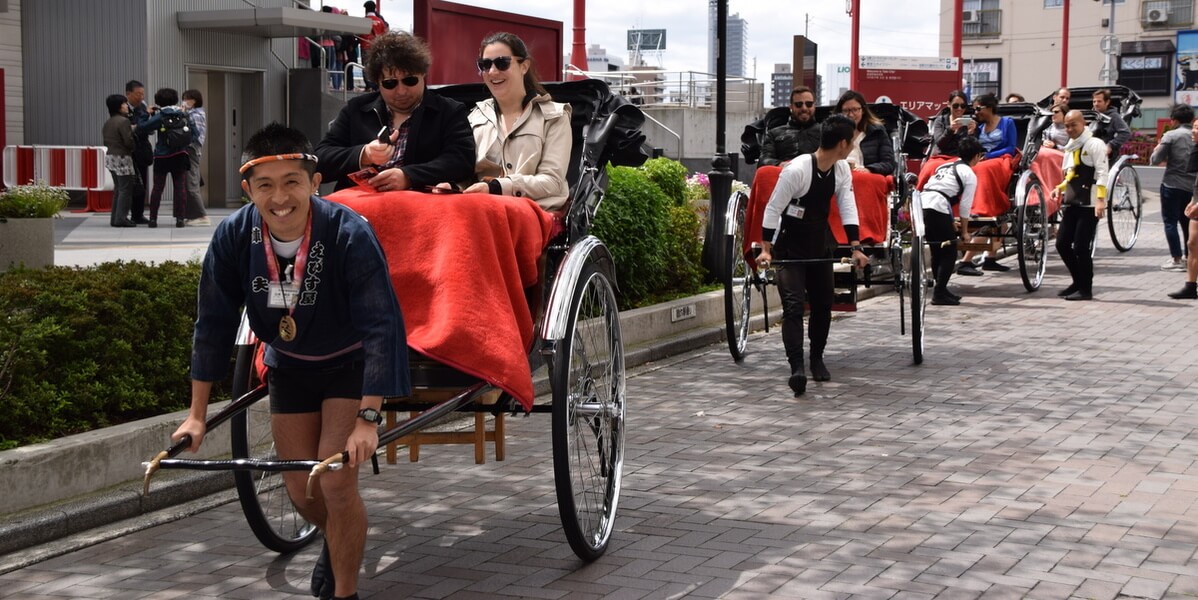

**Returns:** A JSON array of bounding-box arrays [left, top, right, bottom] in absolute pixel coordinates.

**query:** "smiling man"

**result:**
[[176, 123, 409, 600], [315, 31, 474, 192], [759, 86, 822, 167]]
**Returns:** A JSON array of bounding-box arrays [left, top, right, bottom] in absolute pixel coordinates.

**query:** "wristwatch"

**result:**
[[357, 408, 383, 425], [851, 244, 865, 254]]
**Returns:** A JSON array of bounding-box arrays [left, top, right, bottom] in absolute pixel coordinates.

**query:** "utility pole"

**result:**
[[704, 0, 732, 281], [1101, 0, 1118, 85]]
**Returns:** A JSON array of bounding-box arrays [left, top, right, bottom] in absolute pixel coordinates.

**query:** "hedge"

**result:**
[[0, 261, 206, 449]]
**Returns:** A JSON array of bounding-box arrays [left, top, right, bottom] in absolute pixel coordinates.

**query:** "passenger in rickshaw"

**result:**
[[759, 85, 821, 167], [833, 90, 896, 175], [920, 137, 985, 306], [314, 31, 475, 192], [326, 31, 565, 416], [928, 90, 972, 155], [957, 93, 1017, 276], [442, 31, 571, 211], [1042, 102, 1070, 149], [1090, 88, 1131, 156], [176, 123, 410, 600]]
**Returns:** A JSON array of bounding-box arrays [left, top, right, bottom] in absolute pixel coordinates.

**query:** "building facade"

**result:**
[[940, 0, 1196, 124], [707, 2, 748, 77], [770, 63, 793, 108]]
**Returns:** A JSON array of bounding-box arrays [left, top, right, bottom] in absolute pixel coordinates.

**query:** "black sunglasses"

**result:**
[[793, 101, 815, 108], [380, 76, 421, 90], [951, 103, 967, 109], [476, 56, 522, 72]]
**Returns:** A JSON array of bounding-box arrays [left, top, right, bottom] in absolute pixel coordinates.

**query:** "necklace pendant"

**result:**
[[279, 315, 297, 342]]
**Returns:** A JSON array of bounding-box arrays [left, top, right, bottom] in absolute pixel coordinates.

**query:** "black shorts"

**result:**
[[268, 360, 364, 414]]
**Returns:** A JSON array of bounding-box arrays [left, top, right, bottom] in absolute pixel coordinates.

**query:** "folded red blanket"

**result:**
[[745, 166, 892, 259], [329, 189, 554, 411], [917, 154, 1016, 217]]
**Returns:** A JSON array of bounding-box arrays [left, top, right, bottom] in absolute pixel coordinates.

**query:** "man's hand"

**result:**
[[851, 249, 869, 269], [755, 248, 772, 269], [368, 167, 410, 192], [344, 421, 379, 468], [1095, 197, 1107, 219], [171, 416, 207, 453], [360, 128, 399, 166]]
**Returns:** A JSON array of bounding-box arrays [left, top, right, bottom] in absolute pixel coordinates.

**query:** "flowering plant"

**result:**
[[684, 172, 710, 201]]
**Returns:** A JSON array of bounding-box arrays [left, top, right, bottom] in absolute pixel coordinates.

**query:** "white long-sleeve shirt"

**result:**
[[920, 160, 977, 217], [761, 154, 858, 243]]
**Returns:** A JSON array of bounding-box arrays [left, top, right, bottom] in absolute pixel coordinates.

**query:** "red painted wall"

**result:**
[[414, 0, 564, 86]]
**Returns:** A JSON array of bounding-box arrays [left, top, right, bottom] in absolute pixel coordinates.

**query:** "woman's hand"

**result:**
[[1184, 202, 1198, 219], [1043, 140, 1055, 148], [462, 182, 489, 194], [853, 165, 869, 173]]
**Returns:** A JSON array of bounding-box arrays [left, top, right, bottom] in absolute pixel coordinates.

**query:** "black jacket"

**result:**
[[759, 117, 821, 166], [129, 102, 154, 167], [858, 123, 896, 175], [315, 89, 475, 191]]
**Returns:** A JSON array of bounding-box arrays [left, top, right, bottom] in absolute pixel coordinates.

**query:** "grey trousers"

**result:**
[[184, 147, 207, 220]]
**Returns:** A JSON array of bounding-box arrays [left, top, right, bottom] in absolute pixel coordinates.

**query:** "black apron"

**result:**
[[775, 157, 839, 260]]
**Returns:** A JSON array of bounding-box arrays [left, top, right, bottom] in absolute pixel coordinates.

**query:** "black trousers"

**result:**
[[132, 159, 150, 219], [776, 261, 833, 372], [1056, 205, 1100, 293], [923, 209, 958, 295]]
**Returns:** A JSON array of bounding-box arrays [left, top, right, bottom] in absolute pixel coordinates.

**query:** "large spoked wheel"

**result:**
[[1016, 180, 1049, 292], [230, 342, 319, 553], [723, 190, 752, 361], [551, 262, 625, 562], [1107, 162, 1142, 252], [908, 234, 929, 365]]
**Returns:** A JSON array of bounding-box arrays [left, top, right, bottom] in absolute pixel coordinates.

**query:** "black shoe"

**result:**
[[311, 541, 335, 599], [932, 294, 960, 306], [175, 218, 186, 228], [131, 217, 150, 225], [956, 262, 983, 277], [982, 258, 1011, 272], [111, 222, 136, 228], [147, 221, 158, 228], [1167, 285, 1198, 300], [946, 289, 962, 302], [788, 373, 807, 396], [1064, 290, 1092, 301], [1056, 284, 1079, 298], [810, 357, 831, 382]]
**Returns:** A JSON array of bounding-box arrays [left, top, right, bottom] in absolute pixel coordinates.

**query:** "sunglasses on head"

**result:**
[[380, 76, 421, 90], [793, 100, 815, 108], [951, 103, 967, 109], [476, 56, 522, 72]]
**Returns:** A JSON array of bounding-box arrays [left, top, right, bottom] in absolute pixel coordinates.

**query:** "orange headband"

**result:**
[[238, 153, 319, 174]]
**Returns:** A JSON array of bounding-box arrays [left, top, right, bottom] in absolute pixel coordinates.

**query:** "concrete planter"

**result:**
[[0, 217, 55, 272]]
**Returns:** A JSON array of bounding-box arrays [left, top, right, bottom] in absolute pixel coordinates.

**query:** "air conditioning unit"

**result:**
[[1146, 7, 1169, 23], [963, 9, 981, 24]]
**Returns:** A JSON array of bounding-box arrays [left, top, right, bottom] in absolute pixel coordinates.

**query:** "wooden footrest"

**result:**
[[957, 242, 997, 252], [383, 389, 506, 465]]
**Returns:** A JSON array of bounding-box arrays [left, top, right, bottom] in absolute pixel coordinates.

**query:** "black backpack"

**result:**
[[159, 110, 193, 153]]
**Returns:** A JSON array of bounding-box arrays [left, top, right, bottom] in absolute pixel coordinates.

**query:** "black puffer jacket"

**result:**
[[858, 123, 896, 175], [759, 118, 821, 166]]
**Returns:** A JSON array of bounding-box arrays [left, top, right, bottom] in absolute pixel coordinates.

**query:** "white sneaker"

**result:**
[[1161, 257, 1185, 272], [186, 216, 212, 227]]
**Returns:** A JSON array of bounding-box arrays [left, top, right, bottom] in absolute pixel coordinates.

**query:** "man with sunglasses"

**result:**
[[759, 86, 822, 167], [316, 31, 474, 192]]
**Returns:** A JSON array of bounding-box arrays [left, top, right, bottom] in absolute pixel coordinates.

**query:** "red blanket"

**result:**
[[745, 166, 891, 258], [329, 189, 554, 411], [917, 154, 1016, 217], [1031, 148, 1064, 218]]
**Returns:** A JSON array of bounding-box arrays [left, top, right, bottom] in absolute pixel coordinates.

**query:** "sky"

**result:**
[[326, 1, 945, 82]]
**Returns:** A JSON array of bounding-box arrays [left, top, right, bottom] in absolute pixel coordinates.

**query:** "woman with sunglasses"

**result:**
[[1043, 102, 1070, 149], [930, 90, 975, 156], [833, 90, 895, 175], [453, 32, 571, 211], [315, 31, 475, 192]]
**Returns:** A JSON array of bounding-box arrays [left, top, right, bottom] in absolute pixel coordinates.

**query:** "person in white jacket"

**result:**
[[756, 115, 869, 396], [1051, 110, 1109, 301]]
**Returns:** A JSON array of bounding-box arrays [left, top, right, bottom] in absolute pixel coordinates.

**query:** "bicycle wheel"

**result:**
[[723, 191, 752, 361], [230, 342, 319, 553], [1017, 179, 1049, 292], [1107, 162, 1142, 252], [909, 233, 928, 365], [551, 261, 625, 562]]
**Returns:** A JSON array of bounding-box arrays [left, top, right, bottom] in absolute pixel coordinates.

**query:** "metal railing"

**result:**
[[562, 65, 763, 111]]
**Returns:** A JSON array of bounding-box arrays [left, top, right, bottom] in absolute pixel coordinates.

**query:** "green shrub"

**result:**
[[640, 157, 688, 207], [0, 261, 206, 449], [593, 166, 670, 307], [0, 181, 69, 218], [661, 204, 705, 297]]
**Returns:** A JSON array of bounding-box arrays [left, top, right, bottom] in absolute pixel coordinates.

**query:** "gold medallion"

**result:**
[[279, 315, 297, 342]]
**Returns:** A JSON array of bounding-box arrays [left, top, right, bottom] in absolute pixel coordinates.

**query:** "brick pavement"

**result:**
[[2, 202, 1196, 599]]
